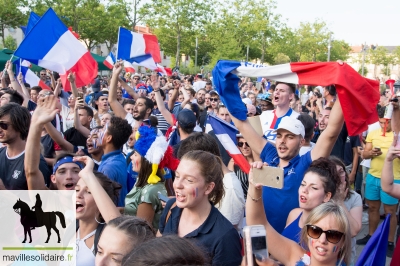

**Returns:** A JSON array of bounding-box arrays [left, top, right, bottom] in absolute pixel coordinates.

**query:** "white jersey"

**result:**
[[260, 108, 299, 143]]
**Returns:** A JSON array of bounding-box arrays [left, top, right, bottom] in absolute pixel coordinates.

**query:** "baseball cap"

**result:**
[[273, 117, 305, 138], [177, 109, 196, 129]]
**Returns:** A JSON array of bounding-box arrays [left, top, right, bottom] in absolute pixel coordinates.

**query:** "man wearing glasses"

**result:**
[[39, 70, 52, 87], [0, 103, 51, 189]]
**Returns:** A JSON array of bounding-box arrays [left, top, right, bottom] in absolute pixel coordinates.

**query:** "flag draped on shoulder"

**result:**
[[207, 114, 250, 174], [14, 8, 98, 91], [356, 214, 390, 266], [117, 27, 161, 63], [14, 59, 50, 90], [103, 52, 116, 69], [212, 60, 380, 136]]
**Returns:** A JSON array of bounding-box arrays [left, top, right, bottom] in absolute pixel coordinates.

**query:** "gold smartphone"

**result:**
[[252, 166, 284, 189]]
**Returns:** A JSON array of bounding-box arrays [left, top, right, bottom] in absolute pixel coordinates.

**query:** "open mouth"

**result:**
[[65, 183, 75, 189], [76, 203, 84, 212]]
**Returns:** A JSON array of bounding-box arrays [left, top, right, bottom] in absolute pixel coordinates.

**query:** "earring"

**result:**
[[94, 212, 105, 224]]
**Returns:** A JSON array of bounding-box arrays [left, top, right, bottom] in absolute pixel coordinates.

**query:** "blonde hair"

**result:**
[[300, 202, 351, 265]]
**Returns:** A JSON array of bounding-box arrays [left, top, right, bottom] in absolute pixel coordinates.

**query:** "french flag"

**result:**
[[124, 61, 136, 73], [129, 54, 157, 71], [156, 64, 172, 76], [212, 60, 380, 136], [14, 8, 98, 91], [14, 59, 50, 90], [103, 52, 116, 69], [117, 27, 161, 63], [208, 114, 250, 173]]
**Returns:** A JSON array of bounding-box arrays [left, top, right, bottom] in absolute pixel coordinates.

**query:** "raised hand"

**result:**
[[31, 95, 58, 125], [150, 73, 159, 90], [17, 72, 23, 83], [73, 156, 95, 179], [67, 72, 76, 83], [113, 61, 124, 76]]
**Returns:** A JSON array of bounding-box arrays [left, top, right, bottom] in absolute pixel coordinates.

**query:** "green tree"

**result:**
[[141, 0, 213, 66], [274, 53, 290, 64], [4, 35, 17, 50], [369, 46, 388, 78], [0, 0, 26, 47]]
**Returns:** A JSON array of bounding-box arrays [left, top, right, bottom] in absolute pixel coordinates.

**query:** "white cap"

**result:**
[[273, 117, 305, 138]]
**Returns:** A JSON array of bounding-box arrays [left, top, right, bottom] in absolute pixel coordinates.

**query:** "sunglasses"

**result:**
[[306, 225, 344, 244], [0, 122, 10, 130], [133, 78, 140, 80], [210, 98, 219, 102], [237, 142, 249, 148]]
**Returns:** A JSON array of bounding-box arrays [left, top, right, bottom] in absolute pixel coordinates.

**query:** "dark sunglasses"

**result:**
[[133, 78, 140, 80], [0, 122, 10, 130], [210, 97, 219, 102], [237, 142, 249, 148], [306, 225, 344, 244]]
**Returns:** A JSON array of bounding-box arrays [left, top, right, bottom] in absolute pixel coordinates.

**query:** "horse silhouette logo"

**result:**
[[13, 194, 66, 243]]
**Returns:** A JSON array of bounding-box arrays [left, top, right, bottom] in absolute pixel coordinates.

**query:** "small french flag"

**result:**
[[14, 59, 50, 90], [124, 61, 135, 73], [208, 114, 250, 173], [117, 27, 161, 63], [103, 52, 116, 69]]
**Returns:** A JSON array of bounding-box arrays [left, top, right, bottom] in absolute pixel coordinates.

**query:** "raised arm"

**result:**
[[152, 74, 174, 125], [53, 78, 63, 102], [44, 122, 74, 152], [167, 80, 180, 111], [47, 70, 56, 90], [311, 98, 344, 160], [74, 156, 121, 223], [67, 72, 79, 98], [246, 162, 304, 265], [179, 86, 190, 107], [73, 99, 90, 137], [392, 99, 400, 133], [119, 77, 138, 100], [17, 72, 30, 98], [230, 115, 267, 156], [7, 61, 29, 105], [108, 62, 128, 119], [381, 146, 400, 198], [25, 96, 59, 190]]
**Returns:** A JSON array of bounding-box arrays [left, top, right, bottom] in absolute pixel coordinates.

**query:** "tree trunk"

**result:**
[[261, 34, 266, 63], [175, 32, 181, 67], [0, 24, 4, 47]]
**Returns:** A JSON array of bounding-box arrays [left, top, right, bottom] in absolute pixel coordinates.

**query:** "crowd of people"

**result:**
[[0, 59, 399, 266]]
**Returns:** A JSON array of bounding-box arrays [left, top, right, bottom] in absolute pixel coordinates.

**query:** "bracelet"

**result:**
[[248, 192, 262, 202]]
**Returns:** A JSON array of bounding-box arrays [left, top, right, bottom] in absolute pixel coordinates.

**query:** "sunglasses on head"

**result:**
[[237, 141, 249, 148], [210, 97, 219, 102], [0, 122, 10, 130], [306, 225, 344, 244]]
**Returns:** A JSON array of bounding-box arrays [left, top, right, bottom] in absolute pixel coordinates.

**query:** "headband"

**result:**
[[53, 156, 83, 174]]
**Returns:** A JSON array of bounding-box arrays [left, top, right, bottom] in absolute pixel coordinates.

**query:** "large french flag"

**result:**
[[212, 60, 380, 136], [14, 59, 50, 90], [356, 214, 390, 266], [20, 11, 41, 36], [117, 27, 161, 63], [14, 8, 98, 91], [208, 114, 250, 173], [124, 61, 136, 73], [103, 52, 116, 69]]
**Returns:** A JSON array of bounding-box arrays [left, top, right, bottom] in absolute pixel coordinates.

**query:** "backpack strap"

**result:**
[[165, 202, 177, 225], [93, 223, 106, 255]]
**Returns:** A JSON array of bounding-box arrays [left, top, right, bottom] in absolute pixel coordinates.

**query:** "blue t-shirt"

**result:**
[[260, 142, 312, 233], [159, 199, 242, 266], [98, 150, 128, 207]]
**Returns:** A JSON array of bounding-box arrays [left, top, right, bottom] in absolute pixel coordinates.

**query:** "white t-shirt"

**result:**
[[260, 108, 300, 143], [360, 121, 380, 168], [216, 172, 245, 228], [299, 142, 315, 156]]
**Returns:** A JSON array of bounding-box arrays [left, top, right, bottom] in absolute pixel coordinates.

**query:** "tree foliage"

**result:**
[[0, 0, 26, 47], [4, 35, 17, 50]]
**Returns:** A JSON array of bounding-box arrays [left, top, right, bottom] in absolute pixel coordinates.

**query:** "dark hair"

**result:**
[[378, 105, 386, 119], [293, 94, 300, 101], [0, 103, 30, 140], [107, 116, 132, 149], [326, 85, 336, 96], [30, 86, 42, 93], [121, 235, 208, 266], [177, 132, 221, 160], [123, 99, 136, 107], [135, 154, 164, 188], [2, 89, 24, 105], [269, 84, 276, 91], [304, 157, 341, 198], [189, 103, 200, 121], [148, 116, 158, 127], [78, 106, 94, 117], [104, 216, 155, 250], [186, 88, 196, 97], [93, 171, 122, 208], [138, 96, 154, 111], [329, 156, 352, 200], [181, 150, 224, 205], [297, 114, 315, 141], [275, 82, 296, 94]]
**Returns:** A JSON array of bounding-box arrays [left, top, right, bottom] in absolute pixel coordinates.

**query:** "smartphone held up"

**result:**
[[243, 225, 268, 266]]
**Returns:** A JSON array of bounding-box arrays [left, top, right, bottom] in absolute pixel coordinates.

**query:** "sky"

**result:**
[[275, 0, 400, 46]]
